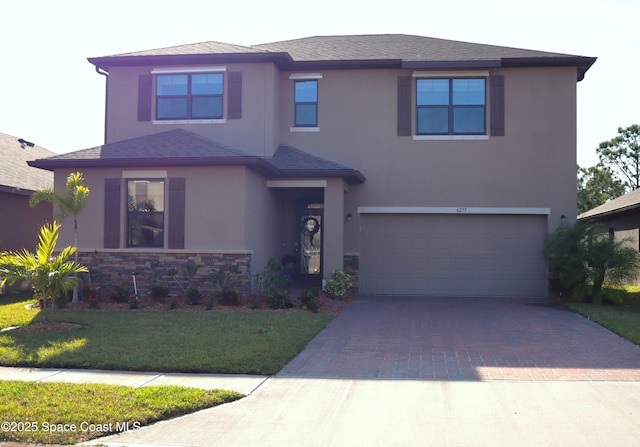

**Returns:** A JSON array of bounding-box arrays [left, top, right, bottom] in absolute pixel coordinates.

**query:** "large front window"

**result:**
[[127, 180, 165, 247], [416, 78, 486, 135], [156, 73, 223, 120]]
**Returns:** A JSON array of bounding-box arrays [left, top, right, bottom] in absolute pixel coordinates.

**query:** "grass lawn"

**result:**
[[0, 293, 333, 374], [0, 380, 242, 444], [0, 292, 334, 445], [566, 285, 640, 345]]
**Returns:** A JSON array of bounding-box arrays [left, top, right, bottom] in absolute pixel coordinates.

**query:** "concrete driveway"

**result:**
[[89, 296, 640, 447]]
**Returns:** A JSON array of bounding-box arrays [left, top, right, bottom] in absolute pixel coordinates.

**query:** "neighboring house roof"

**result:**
[[28, 129, 365, 184], [578, 189, 640, 220], [88, 34, 596, 81], [0, 132, 54, 195]]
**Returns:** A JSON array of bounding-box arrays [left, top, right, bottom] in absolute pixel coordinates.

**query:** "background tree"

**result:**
[[0, 222, 88, 322], [577, 164, 626, 213], [596, 124, 640, 192], [30, 172, 90, 303]]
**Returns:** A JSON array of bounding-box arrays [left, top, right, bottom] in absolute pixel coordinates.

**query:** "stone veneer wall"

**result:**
[[76, 251, 252, 298], [343, 254, 359, 293]]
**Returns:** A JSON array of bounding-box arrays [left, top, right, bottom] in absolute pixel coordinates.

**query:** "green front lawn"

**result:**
[[0, 381, 242, 445], [566, 285, 640, 345], [0, 292, 333, 445], [0, 294, 333, 374]]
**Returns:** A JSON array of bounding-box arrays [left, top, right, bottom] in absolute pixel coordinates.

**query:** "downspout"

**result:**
[[95, 66, 109, 144]]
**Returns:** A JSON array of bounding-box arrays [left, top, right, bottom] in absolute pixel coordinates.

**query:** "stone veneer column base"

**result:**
[[76, 250, 252, 297]]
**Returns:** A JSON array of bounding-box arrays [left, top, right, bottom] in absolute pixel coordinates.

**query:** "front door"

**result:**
[[296, 202, 323, 280]]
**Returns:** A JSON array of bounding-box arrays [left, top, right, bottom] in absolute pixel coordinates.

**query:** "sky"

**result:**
[[1, 0, 638, 168]]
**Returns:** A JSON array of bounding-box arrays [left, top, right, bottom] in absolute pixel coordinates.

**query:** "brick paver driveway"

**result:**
[[280, 296, 640, 381]]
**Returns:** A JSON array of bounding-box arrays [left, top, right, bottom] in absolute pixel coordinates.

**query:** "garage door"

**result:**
[[359, 214, 548, 297]]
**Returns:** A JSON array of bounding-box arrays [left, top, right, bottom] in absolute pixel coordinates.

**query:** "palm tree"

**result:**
[[0, 222, 88, 322], [30, 172, 90, 302]]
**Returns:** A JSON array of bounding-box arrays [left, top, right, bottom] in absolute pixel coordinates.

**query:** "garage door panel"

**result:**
[[359, 214, 548, 297]]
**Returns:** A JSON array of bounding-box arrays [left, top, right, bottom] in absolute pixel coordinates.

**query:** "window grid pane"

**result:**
[[156, 73, 224, 120], [294, 80, 318, 127], [416, 78, 486, 135]]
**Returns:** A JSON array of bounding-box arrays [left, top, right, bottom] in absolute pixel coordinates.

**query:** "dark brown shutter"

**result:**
[[397, 76, 412, 136], [490, 76, 505, 136], [137, 74, 152, 122], [104, 178, 121, 248], [168, 178, 186, 249], [227, 71, 242, 119]]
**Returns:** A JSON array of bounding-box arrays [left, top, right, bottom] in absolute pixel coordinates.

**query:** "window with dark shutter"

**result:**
[[137, 74, 152, 122], [168, 178, 186, 249], [104, 178, 121, 248], [490, 76, 505, 136], [227, 71, 242, 119], [397, 76, 412, 136]]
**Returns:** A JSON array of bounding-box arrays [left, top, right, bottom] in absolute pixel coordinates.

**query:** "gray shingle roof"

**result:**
[[88, 34, 596, 80], [29, 130, 365, 184], [0, 132, 54, 193], [39, 129, 251, 162], [267, 145, 365, 183], [252, 34, 578, 63], [578, 188, 640, 220]]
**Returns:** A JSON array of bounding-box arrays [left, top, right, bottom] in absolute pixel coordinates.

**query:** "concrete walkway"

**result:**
[[3, 296, 640, 446], [0, 366, 267, 395]]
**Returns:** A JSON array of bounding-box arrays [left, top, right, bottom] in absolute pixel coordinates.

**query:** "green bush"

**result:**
[[184, 286, 201, 305], [110, 284, 130, 303], [218, 288, 241, 306], [268, 289, 293, 309], [324, 270, 352, 298], [300, 288, 322, 313], [544, 222, 640, 304], [149, 284, 169, 302]]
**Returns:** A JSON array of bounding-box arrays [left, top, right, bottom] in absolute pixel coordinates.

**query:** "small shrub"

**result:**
[[268, 289, 294, 310], [129, 299, 139, 310], [300, 288, 323, 313], [324, 270, 352, 299], [254, 258, 287, 298], [218, 288, 241, 306], [167, 299, 179, 310], [206, 296, 215, 310], [110, 284, 129, 303], [184, 286, 201, 305], [55, 293, 68, 309], [149, 284, 169, 302]]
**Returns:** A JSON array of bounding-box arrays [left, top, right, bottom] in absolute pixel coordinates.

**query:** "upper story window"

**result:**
[[127, 179, 165, 247], [156, 73, 223, 120], [416, 78, 486, 135], [294, 80, 318, 127]]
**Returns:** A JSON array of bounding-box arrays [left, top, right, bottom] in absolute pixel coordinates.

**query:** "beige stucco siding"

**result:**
[[54, 166, 259, 252], [275, 66, 577, 254], [105, 64, 281, 156]]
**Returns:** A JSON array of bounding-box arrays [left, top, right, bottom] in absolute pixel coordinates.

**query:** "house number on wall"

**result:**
[[456, 207, 468, 213]]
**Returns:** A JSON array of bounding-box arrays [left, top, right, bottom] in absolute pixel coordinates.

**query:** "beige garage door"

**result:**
[[359, 214, 548, 297]]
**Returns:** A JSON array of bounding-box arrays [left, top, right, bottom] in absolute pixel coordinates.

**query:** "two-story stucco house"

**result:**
[[29, 34, 596, 297]]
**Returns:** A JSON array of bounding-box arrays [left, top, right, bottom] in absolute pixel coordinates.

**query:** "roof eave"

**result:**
[[28, 156, 280, 176], [273, 169, 366, 184], [87, 52, 294, 71], [501, 56, 597, 81], [579, 202, 640, 221]]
